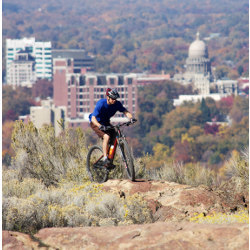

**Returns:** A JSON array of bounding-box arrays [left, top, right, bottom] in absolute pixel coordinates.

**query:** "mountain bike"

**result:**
[[86, 120, 136, 183]]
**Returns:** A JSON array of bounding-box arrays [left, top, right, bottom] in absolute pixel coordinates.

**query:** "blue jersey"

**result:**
[[89, 99, 127, 125]]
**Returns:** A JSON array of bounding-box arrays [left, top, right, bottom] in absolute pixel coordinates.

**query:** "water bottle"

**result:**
[[109, 145, 114, 158]]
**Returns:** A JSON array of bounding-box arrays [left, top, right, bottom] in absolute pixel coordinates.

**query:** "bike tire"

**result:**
[[119, 139, 135, 181], [86, 145, 109, 183]]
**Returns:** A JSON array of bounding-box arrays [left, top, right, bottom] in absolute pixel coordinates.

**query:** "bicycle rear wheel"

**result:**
[[86, 145, 109, 183], [119, 139, 135, 181]]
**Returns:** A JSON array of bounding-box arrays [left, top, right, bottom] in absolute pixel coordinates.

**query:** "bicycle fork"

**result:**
[[117, 139, 129, 169]]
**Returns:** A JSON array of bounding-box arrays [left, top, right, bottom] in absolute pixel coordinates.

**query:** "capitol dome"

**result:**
[[188, 32, 208, 58]]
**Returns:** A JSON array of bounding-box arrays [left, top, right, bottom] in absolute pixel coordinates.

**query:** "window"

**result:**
[[89, 78, 94, 85], [71, 76, 75, 85], [118, 76, 124, 85], [110, 78, 115, 85], [97, 76, 106, 86], [128, 78, 133, 84], [79, 76, 85, 86]]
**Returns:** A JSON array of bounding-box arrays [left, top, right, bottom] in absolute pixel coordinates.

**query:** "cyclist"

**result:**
[[89, 88, 136, 166]]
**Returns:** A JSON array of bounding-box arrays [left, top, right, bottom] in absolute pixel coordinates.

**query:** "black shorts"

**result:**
[[90, 122, 116, 144]]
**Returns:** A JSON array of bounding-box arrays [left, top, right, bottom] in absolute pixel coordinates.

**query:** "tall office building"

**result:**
[[6, 37, 52, 86], [34, 42, 52, 80]]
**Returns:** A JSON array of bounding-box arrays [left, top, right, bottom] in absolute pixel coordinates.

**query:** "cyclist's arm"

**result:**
[[123, 111, 133, 119], [91, 116, 102, 127]]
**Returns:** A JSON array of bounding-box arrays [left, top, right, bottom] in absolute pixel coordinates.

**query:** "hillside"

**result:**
[[2, 0, 249, 76], [3, 179, 249, 249]]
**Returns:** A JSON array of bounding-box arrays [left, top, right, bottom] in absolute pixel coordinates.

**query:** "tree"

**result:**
[[199, 98, 211, 122], [32, 79, 53, 99], [2, 86, 36, 122], [215, 66, 230, 79], [173, 140, 192, 163], [98, 38, 114, 55], [237, 65, 244, 76], [229, 96, 249, 123]]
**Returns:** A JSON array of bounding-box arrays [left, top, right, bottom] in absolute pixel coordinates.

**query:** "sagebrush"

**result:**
[[11, 121, 89, 186], [3, 174, 153, 233]]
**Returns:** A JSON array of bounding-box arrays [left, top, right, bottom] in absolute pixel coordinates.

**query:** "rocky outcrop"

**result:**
[[101, 179, 248, 222], [3, 179, 249, 249], [3, 222, 249, 249]]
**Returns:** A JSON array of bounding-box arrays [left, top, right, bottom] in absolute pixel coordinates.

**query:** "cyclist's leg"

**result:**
[[90, 122, 109, 157], [102, 133, 110, 158]]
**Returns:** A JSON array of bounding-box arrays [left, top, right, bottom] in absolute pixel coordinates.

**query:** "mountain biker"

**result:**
[[89, 88, 136, 166]]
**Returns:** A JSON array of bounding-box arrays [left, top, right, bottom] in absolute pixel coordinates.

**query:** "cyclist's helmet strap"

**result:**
[[106, 88, 120, 99]]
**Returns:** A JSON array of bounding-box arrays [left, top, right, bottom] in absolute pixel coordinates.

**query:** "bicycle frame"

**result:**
[[107, 122, 130, 164]]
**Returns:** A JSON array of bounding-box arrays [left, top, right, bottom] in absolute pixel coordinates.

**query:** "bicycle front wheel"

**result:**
[[119, 139, 135, 181], [86, 145, 108, 183]]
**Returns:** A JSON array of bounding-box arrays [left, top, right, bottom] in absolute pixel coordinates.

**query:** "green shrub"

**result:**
[[3, 197, 39, 233], [11, 121, 88, 186], [85, 192, 125, 223], [124, 193, 153, 224]]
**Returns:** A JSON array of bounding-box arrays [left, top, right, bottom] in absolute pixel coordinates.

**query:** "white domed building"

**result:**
[[185, 32, 211, 77], [174, 32, 213, 94]]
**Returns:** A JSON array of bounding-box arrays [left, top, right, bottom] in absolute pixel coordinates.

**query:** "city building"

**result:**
[[6, 37, 52, 85], [29, 98, 66, 136], [173, 93, 228, 106], [53, 55, 170, 128], [8, 49, 36, 87], [216, 80, 238, 95], [34, 41, 52, 80], [52, 49, 95, 73]]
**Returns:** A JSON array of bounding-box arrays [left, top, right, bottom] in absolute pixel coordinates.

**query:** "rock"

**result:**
[[2, 231, 46, 250], [101, 179, 248, 221], [3, 222, 249, 249]]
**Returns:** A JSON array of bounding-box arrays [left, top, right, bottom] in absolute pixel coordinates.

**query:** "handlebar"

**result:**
[[105, 119, 137, 130]]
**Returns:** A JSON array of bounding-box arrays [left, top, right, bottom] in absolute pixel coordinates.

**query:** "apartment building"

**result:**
[[6, 37, 52, 85], [53, 57, 137, 128], [8, 49, 36, 87]]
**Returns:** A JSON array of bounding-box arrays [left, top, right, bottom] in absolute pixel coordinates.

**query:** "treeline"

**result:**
[[130, 81, 249, 168], [3, 0, 249, 78]]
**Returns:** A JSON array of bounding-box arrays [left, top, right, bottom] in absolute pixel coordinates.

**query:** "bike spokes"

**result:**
[[87, 146, 109, 183]]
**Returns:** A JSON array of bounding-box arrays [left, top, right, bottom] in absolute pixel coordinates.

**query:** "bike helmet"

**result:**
[[106, 88, 120, 100]]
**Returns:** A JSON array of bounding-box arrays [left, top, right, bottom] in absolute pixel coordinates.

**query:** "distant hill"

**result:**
[[2, 0, 249, 75]]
